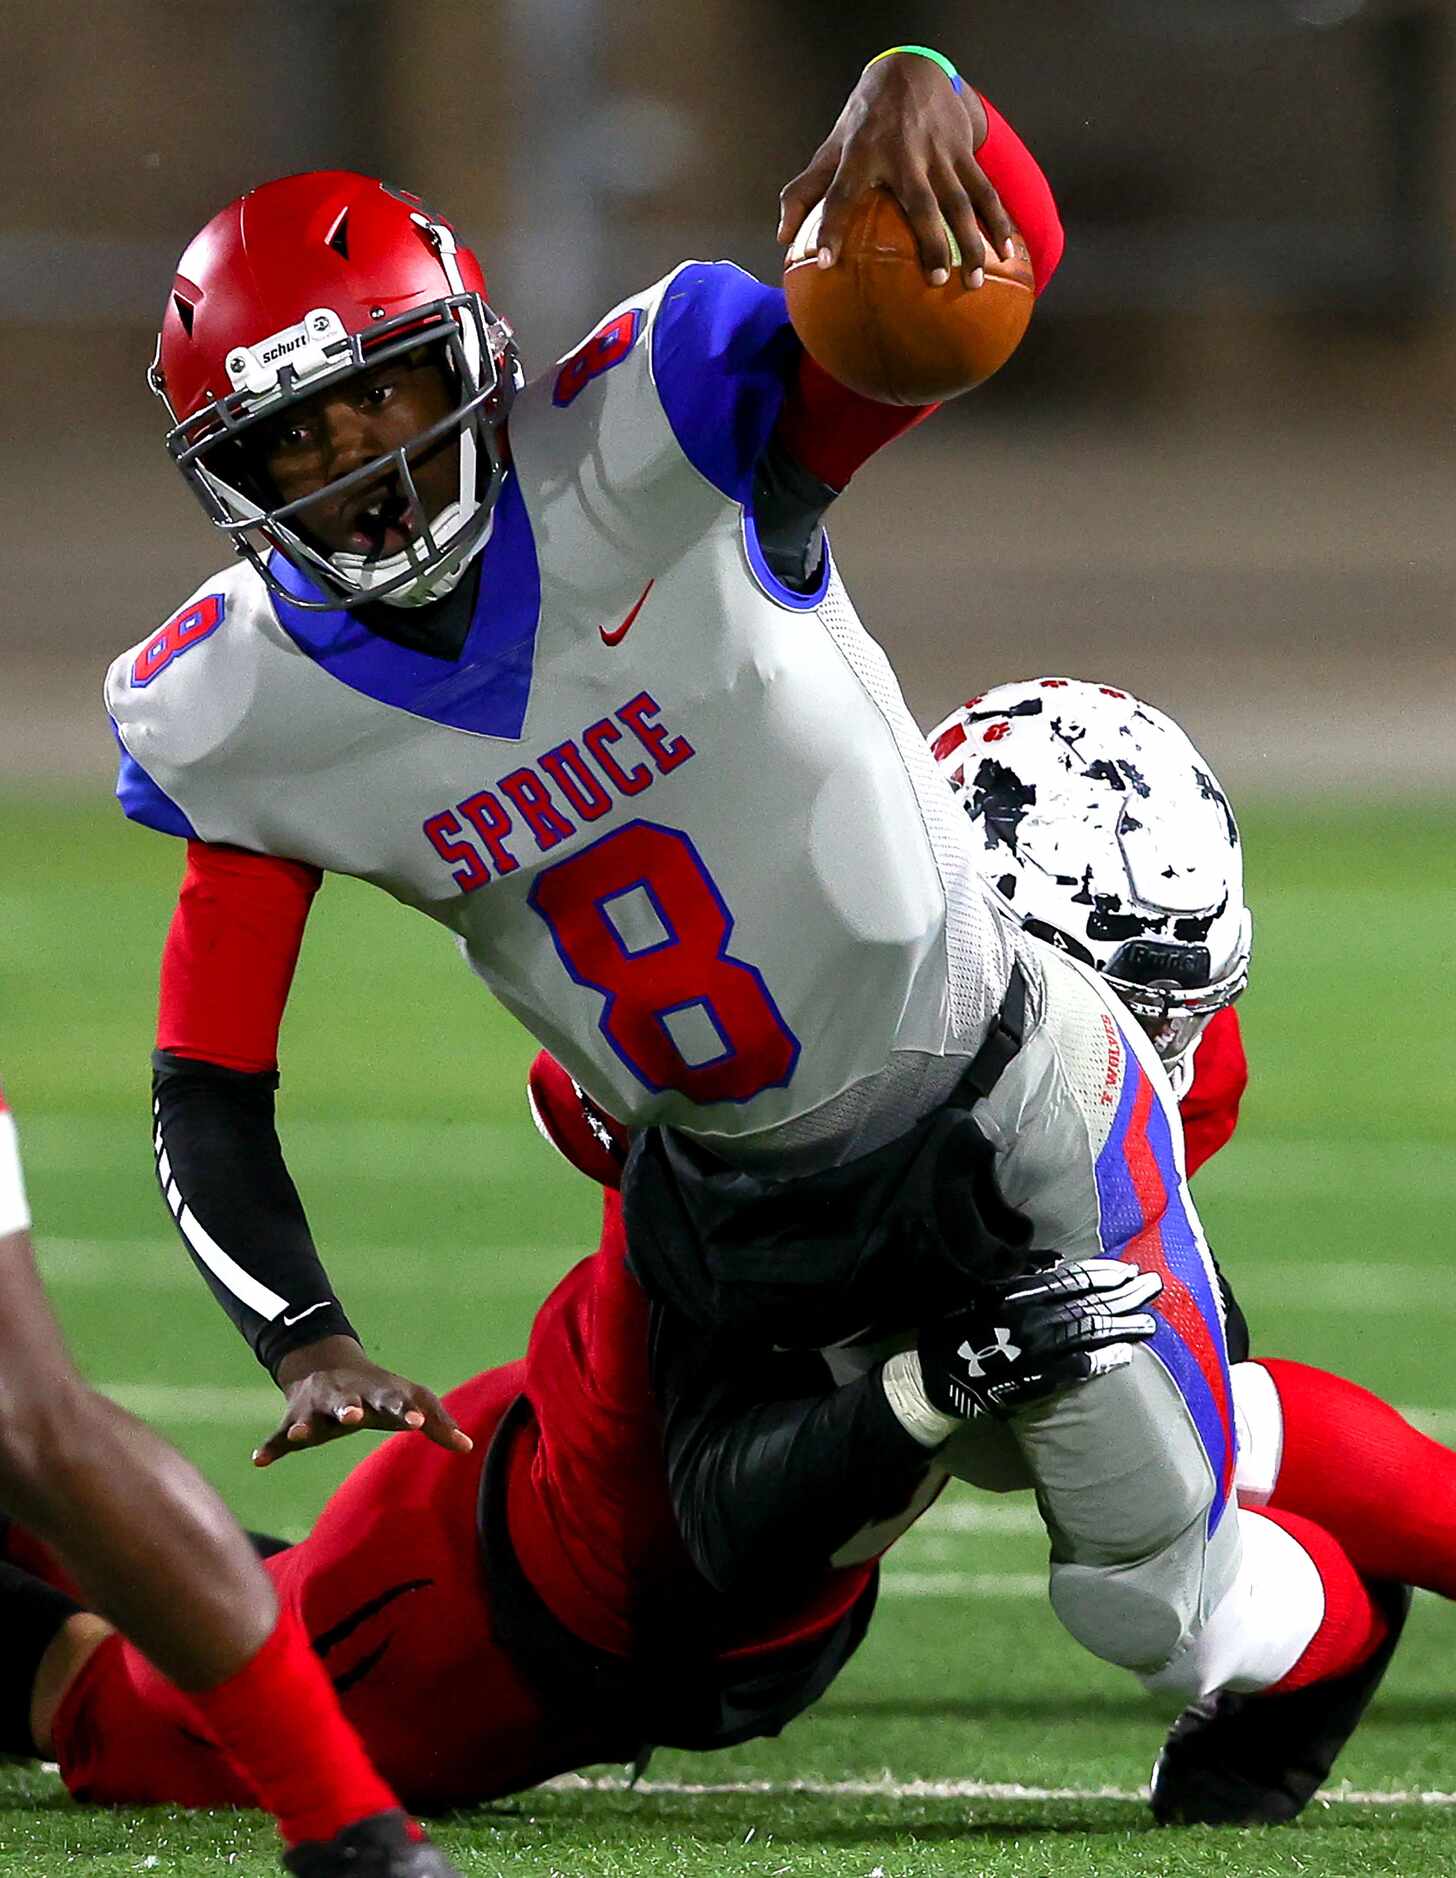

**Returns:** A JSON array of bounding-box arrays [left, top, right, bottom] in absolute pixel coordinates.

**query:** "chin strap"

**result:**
[[328, 500, 485, 609]]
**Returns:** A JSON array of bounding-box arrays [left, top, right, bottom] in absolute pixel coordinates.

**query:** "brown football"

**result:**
[[783, 191, 1035, 405]]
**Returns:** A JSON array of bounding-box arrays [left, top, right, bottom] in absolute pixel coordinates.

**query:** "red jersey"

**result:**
[[1179, 1008, 1248, 1178]]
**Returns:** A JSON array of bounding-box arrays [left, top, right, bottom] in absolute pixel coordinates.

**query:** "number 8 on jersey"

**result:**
[[528, 821, 800, 1105]]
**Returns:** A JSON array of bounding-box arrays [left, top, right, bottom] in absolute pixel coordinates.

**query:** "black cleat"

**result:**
[[282, 1810, 465, 1877], [1150, 1579, 1412, 1826]]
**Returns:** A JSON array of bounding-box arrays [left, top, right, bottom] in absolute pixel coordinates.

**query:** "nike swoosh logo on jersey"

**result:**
[[282, 1300, 332, 1328], [599, 579, 654, 647]]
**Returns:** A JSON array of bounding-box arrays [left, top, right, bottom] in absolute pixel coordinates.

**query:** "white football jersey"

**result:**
[[108, 263, 1025, 1163]]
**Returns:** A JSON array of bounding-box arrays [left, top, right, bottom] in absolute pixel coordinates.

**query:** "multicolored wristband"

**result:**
[[864, 45, 964, 95]]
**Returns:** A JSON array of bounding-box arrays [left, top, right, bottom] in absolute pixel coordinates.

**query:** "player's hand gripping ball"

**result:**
[[784, 194, 1035, 405]]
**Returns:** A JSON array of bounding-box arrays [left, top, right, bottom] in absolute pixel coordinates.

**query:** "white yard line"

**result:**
[[1237, 1262, 1456, 1314], [549, 1772, 1456, 1809], [98, 1383, 281, 1421], [915, 1500, 1043, 1536], [877, 1572, 1046, 1599], [20, 1115, 535, 1181], [23, 1116, 1455, 1193], [1196, 1139, 1456, 1201], [44, 1235, 1456, 1331], [1398, 1404, 1456, 1440], [88, 1372, 1456, 1448], [38, 1237, 577, 1294]]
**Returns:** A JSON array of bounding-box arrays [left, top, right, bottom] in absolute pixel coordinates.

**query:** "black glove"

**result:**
[[917, 1258, 1163, 1421]]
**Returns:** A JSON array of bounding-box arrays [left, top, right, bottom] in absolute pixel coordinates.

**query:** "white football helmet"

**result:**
[[929, 677, 1251, 1086]]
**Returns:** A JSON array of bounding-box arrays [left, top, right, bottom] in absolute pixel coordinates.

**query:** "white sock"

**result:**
[[1232, 1361, 1285, 1507], [1140, 1506, 1325, 1702]]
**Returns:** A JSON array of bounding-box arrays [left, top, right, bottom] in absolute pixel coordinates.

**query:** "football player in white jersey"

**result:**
[[110, 45, 1058, 1485], [106, 45, 1392, 1825]]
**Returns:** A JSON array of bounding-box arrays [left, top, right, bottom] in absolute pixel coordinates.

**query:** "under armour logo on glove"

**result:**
[[919, 1257, 1163, 1421], [956, 1326, 1021, 1376]]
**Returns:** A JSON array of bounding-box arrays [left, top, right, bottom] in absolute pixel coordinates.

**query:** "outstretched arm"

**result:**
[[758, 51, 1063, 587], [780, 49, 1009, 288], [153, 841, 470, 1466]]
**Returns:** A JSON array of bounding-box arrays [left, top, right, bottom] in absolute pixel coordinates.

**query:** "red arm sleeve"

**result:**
[[976, 95, 1064, 296], [158, 842, 322, 1073], [1179, 1008, 1249, 1178], [773, 94, 1063, 492]]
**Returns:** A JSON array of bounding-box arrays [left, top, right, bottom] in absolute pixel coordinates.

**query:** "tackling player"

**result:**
[[0, 1152, 1139, 1813], [104, 41, 1389, 1824], [0, 1083, 460, 1877], [17, 1010, 1452, 1827]]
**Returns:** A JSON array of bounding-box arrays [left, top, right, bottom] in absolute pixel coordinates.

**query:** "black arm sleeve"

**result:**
[[649, 1301, 934, 1599], [151, 1051, 358, 1377], [749, 431, 838, 593]]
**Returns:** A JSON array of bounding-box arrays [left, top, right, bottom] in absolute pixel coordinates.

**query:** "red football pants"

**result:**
[[51, 1363, 628, 1811]]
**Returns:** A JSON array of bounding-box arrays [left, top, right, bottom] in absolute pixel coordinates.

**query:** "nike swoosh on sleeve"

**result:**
[[599, 579, 654, 646], [281, 1300, 333, 1328]]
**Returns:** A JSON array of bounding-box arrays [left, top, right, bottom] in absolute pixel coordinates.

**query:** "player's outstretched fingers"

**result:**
[[931, 164, 988, 289], [811, 167, 875, 274], [253, 1373, 370, 1465], [357, 1388, 409, 1426], [777, 143, 839, 251], [956, 147, 1015, 266], [339, 1376, 471, 1450], [255, 1341, 471, 1462], [252, 1402, 351, 1467], [895, 175, 955, 286], [403, 1385, 474, 1455]]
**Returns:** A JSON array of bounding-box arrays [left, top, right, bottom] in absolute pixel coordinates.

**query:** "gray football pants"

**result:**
[[881, 947, 1247, 1685], [942, 1349, 1238, 1676]]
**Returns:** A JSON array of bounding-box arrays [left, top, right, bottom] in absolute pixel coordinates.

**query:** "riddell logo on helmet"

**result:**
[[224, 308, 347, 396]]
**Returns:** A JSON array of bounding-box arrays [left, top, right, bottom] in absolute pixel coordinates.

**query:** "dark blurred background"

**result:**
[[4, 0, 1453, 795]]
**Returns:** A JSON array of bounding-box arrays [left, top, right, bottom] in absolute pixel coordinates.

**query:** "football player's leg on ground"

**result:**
[[945, 1319, 1390, 1701], [0, 1226, 401, 1845], [948, 1347, 1236, 1677], [1237, 1356, 1456, 1599], [45, 1361, 632, 1812], [0, 1232, 273, 1687], [956, 956, 1384, 1699]]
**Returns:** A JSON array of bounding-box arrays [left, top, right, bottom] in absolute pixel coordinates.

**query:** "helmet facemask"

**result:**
[[1102, 914, 1252, 1073], [157, 284, 520, 614]]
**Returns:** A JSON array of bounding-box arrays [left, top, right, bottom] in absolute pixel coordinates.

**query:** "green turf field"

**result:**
[[0, 793, 1452, 1875]]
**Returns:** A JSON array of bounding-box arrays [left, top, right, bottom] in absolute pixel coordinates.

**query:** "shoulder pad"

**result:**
[[523, 263, 795, 510], [105, 563, 266, 839]]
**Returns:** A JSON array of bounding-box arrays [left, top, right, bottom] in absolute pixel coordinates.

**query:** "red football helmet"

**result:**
[[150, 170, 521, 611]]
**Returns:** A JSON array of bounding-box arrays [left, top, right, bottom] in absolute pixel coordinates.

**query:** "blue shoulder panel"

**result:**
[[110, 719, 197, 839], [268, 472, 541, 741], [651, 263, 799, 506]]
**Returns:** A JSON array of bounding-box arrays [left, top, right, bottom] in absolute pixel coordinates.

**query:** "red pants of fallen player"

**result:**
[[45, 1200, 872, 1810], [52, 1363, 622, 1810]]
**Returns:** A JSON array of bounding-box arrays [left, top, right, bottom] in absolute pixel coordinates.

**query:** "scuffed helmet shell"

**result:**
[[927, 676, 1250, 1008]]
